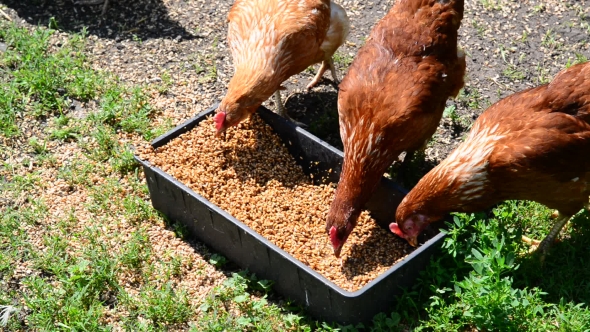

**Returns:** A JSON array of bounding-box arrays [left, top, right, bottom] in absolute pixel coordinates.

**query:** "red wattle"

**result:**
[[329, 226, 341, 247], [214, 112, 226, 131], [389, 223, 404, 238]]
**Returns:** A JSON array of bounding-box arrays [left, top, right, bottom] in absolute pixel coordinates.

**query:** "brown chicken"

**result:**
[[326, 0, 466, 257], [392, 62, 590, 262], [214, 0, 350, 134]]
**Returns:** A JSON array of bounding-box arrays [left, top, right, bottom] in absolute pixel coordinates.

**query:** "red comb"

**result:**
[[214, 112, 226, 131], [329, 226, 341, 247], [389, 223, 404, 238]]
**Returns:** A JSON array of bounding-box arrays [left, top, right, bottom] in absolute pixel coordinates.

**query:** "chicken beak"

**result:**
[[333, 244, 343, 258], [217, 129, 227, 141], [407, 236, 418, 247]]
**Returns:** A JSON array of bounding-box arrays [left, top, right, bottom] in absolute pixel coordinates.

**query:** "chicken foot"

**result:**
[[273, 90, 306, 127], [306, 58, 339, 91], [521, 208, 561, 247], [521, 235, 541, 247], [522, 202, 590, 256], [75, 0, 109, 15], [536, 212, 572, 265]]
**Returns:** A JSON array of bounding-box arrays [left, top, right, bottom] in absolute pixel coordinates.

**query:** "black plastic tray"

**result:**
[[135, 104, 445, 324]]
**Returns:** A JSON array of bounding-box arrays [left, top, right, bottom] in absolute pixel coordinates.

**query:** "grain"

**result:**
[[138, 114, 413, 292]]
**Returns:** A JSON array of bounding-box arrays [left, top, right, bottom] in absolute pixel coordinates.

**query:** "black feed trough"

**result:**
[[135, 104, 445, 324]]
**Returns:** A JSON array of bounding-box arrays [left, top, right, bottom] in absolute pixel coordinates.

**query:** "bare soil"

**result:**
[[3, 0, 587, 171]]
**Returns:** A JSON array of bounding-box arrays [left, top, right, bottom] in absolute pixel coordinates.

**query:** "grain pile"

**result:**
[[138, 114, 413, 291]]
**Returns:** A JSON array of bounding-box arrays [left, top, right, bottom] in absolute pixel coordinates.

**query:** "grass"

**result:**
[[535, 63, 552, 85], [541, 29, 563, 50], [456, 87, 488, 112], [503, 64, 526, 81], [471, 19, 485, 37], [0, 25, 105, 137], [333, 50, 355, 69], [2, 19, 590, 332], [480, 0, 500, 11], [443, 104, 471, 130]]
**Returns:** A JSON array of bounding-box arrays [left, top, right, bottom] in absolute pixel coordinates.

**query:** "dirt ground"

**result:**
[[0, 0, 589, 328], [1, 0, 588, 269], [4, 0, 587, 181]]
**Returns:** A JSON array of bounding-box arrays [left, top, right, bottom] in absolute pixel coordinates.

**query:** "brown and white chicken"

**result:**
[[392, 62, 590, 262], [214, 0, 350, 134], [325, 0, 466, 257]]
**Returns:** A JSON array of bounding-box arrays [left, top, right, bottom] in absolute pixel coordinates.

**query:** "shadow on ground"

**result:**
[[1, 0, 198, 41], [284, 89, 341, 150]]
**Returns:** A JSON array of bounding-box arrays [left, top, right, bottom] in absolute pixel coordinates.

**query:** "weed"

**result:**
[[503, 64, 526, 81], [0, 23, 104, 137], [209, 253, 227, 268], [200, 59, 218, 83], [119, 229, 151, 270], [92, 85, 155, 140], [122, 190, 157, 224], [520, 30, 529, 43], [132, 34, 142, 44], [541, 29, 563, 50], [90, 124, 118, 162], [566, 53, 588, 68], [332, 50, 354, 69], [57, 158, 98, 187], [196, 272, 297, 331], [28, 137, 48, 154], [195, 38, 219, 83], [50, 115, 80, 141], [480, 0, 499, 11], [535, 64, 551, 85], [371, 312, 402, 331], [382, 205, 590, 331], [443, 104, 470, 129], [456, 87, 485, 111], [472, 19, 485, 37], [111, 144, 139, 174], [128, 283, 193, 327], [533, 4, 546, 13], [24, 244, 120, 331], [157, 70, 173, 94]]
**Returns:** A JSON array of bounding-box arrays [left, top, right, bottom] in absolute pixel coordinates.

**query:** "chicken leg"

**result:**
[[521, 201, 590, 258], [273, 90, 306, 127], [521, 209, 561, 247], [75, 0, 109, 16], [306, 58, 339, 91], [536, 212, 572, 265]]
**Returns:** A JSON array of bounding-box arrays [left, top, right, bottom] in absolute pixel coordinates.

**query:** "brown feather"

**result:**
[[218, 0, 348, 130], [395, 62, 590, 239], [325, 0, 465, 254]]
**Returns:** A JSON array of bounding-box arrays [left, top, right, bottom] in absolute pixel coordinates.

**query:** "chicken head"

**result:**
[[214, 98, 259, 135], [389, 214, 429, 247]]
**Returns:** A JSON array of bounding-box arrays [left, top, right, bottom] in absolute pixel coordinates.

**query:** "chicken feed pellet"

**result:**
[[138, 114, 414, 292]]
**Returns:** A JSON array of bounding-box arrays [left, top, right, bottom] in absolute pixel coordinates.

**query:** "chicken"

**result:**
[[326, 0, 466, 257], [214, 0, 350, 134], [391, 62, 590, 263]]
